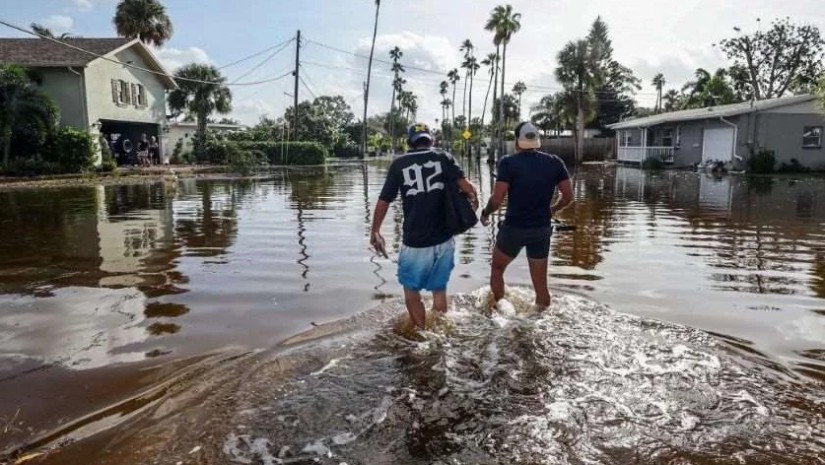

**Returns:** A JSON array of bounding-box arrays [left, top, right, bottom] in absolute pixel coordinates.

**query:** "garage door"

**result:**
[[702, 127, 734, 162]]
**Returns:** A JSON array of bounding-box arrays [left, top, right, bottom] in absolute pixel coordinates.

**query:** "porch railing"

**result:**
[[617, 146, 675, 164]]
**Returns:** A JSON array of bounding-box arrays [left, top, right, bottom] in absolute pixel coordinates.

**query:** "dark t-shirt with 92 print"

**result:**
[[496, 150, 570, 228], [379, 149, 464, 248]]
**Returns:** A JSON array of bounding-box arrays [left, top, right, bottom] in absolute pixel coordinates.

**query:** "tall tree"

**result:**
[[480, 53, 498, 127], [531, 93, 570, 137], [459, 39, 474, 121], [388, 46, 404, 152], [113, 0, 173, 47], [681, 68, 738, 108], [586, 17, 640, 132], [361, 0, 381, 158], [652, 73, 665, 112], [0, 65, 58, 165], [512, 81, 526, 118], [486, 4, 521, 155], [447, 68, 461, 126], [556, 39, 598, 163], [662, 89, 682, 112], [719, 18, 825, 100], [168, 64, 232, 163]]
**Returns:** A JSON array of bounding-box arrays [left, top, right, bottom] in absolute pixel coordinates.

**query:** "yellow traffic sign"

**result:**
[[462, 130, 472, 140]]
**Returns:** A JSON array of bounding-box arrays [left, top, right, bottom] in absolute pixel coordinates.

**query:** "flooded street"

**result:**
[[1, 162, 824, 464]]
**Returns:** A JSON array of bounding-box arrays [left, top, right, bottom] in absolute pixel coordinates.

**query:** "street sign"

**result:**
[[462, 130, 472, 140]]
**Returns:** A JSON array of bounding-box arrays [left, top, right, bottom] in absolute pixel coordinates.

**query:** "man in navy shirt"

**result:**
[[480, 122, 573, 309], [371, 123, 479, 329]]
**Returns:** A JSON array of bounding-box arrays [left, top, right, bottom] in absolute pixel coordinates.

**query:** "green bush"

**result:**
[[170, 138, 186, 165], [236, 141, 327, 165], [204, 138, 233, 165], [747, 148, 776, 174], [333, 143, 361, 158], [226, 144, 262, 176], [642, 155, 665, 170], [43, 127, 96, 173]]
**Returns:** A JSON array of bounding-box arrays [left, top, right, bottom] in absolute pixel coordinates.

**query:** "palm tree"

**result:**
[[30, 23, 73, 39], [0, 65, 58, 165], [682, 68, 737, 109], [480, 52, 498, 127], [512, 81, 526, 118], [167, 64, 232, 163], [113, 0, 174, 47], [556, 39, 598, 163], [464, 56, 480, 131], [652, 73, 666, 112], [388, 46, 404, 152], [485, 4, 521, 156], [440, 98, 452, 131], [663, 89, 681, 112], [459, 39, 474, 121], [447, 69, 461, 127], [361, 0, 381, 158]]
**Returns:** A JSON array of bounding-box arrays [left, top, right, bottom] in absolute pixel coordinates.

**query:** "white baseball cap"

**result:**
[[515, 122, 541, 150]]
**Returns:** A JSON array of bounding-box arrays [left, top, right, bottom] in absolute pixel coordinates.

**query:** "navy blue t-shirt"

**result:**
[[496, 150, 570, 228], [379, 149, 464, 247]]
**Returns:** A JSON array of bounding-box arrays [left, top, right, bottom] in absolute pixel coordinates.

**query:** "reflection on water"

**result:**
[[1, 163, 825, 459]]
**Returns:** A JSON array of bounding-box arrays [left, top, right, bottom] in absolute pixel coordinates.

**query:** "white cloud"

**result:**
[[153, 46, 212, 72], [42, 15, 74, 34], [71, 0, 94, 11]]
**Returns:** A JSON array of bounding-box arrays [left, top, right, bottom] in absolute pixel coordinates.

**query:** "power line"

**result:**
[[299, 64, 321, 92], [217, 37, 294, 70], [231, 39, 295, 84], [304, 36, 660, 97], [299, 75, 317, 99], [0, 19, 293, 87]]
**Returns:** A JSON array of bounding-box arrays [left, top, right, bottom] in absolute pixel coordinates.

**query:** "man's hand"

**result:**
[[480, 213, 491, 227], [371, 231, 388, 258]]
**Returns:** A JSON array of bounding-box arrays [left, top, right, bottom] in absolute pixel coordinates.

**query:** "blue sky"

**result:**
[[3, 0, 825, 125]]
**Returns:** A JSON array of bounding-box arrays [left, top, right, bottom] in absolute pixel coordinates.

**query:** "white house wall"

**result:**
[[36, 68, 87, 129], [84, 46, 168, 126]]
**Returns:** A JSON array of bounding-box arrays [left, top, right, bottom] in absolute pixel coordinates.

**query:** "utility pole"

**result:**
[[293, 30, 301, 135]]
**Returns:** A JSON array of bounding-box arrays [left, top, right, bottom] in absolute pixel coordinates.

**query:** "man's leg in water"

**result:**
[[527, 258, 551, 308], [404, 288, 426, 329], [432, 291, 448, 314], [490, 247, 514, 303]]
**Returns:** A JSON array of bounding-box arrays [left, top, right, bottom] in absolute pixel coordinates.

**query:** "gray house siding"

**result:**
[[36, 68, 87, 129], [671, 119, 748, 167], [753, 113, 825, 170]]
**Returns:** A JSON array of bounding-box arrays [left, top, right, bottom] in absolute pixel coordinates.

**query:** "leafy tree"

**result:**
[[492, 94, 520, 126], [681, 68, 739, 108], [531, 93, 572, 136], [586, 17, 640, 132], [280, 96, 356, 149], [719, 18, 825, 100], [485, 4, 522, 154], [556, 39, 598, 162], [662, 89, 683, 112], [512, 81, 526, 117], [113, 0, 174, 47], [0, 65, 59, 165], [168, 64, 232, 162]]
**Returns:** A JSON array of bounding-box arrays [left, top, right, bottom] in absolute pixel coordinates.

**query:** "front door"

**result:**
[[702, 127, 734, 162]]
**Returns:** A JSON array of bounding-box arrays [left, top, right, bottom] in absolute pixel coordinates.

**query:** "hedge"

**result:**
[[236, 141, 327, 165], [43, 127, 96, 173]]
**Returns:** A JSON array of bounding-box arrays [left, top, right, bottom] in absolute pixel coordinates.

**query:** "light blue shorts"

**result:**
[[398, 238, 455, 292]]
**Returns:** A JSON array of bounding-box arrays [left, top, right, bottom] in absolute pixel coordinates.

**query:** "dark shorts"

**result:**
[[495, 223, 552, 260]]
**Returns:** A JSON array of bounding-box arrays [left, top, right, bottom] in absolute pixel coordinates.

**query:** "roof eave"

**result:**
[[93, 39, 177, 89]]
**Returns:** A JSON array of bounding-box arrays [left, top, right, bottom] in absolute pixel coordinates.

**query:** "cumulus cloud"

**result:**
[[71, 0, 94, 10], [42, 15, 74, 34], [153, 46, 212, 72]]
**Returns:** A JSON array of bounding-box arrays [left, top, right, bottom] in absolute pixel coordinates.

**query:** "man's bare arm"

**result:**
[[371, 200, 390, 236], [457, 178, 479, 210], [551, 178, 574, 215]]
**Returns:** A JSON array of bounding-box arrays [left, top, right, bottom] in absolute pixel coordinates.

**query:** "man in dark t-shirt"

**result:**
[[371, 123, 478, 329], [480, 122, 574, 310]]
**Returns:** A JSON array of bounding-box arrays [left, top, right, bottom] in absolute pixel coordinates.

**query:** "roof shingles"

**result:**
[[0, 38, 131, 67]]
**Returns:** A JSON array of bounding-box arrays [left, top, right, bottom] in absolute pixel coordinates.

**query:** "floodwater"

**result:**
[[0, 163, 824, 464]]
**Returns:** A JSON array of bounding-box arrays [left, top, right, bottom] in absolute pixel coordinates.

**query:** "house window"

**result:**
[[137, 85, 147, 107], [802, 126, 822, 148], [661, 128, 674, 147], [621, 131, 632, 147], [119, 80, 131, 105]]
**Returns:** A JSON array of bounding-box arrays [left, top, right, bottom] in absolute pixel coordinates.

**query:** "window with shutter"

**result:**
[[130, 84, 137, 106], [111, 79, 118, 103], [138, 85, 147, 107], [119, 80, 129, 105]]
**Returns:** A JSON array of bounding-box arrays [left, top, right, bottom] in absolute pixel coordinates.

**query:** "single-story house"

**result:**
[[608, 95, 825, 170], [0, 38, 177, 164], [165, 122, 246, 163]]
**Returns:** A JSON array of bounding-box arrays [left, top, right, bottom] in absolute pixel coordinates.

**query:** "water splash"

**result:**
[[221, 288, 825, 464]]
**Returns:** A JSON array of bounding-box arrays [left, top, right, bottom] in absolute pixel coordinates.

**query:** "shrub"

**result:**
[[204, 138, 233, 165], [333, 143, 361, 158], [747, 148, 776, 174], [43, 127, 96, 173], [226, 144, 261, 176], [170, 138, 186, 165], [236, 141, 327, 165], [642, 155, 664, 170]]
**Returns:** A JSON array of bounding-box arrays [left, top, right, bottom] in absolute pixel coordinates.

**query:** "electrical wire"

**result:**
[[231, 39, 295, 84], [299, 75, 317, 99], [0, 19, 293, 87], [217, 37, 294, 70]]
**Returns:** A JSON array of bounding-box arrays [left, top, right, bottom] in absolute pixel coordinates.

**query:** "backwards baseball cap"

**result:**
[[407, 123, 433, 145], [514, 121, 541, 150]]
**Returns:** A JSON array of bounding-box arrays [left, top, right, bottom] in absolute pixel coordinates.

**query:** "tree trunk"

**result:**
[[196, 113, 208, 163], [1, 124, 11, 166], [576, 104, 584, 164], [468, 70, 474, 157], [499, 43, 507, 157], [462, 70, 468, 123], [481, 68, 494, 126], [491, 45, 500, 161], [389, 87, 396, 153], [361, 0, 380, 158], [451, 84, 457, 126]]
